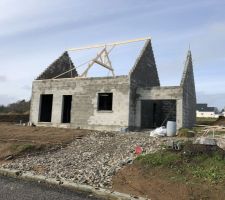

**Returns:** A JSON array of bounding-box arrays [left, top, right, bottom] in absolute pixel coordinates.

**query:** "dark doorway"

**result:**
[[39, 94, 53, 122], [141, 100, 155, 128], [98, 93, 113, 111], [62, 95, 72, 123], [141, 100, 176, 129]]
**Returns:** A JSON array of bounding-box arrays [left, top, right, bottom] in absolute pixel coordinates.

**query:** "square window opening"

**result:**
[[98, 93, 113, 111]]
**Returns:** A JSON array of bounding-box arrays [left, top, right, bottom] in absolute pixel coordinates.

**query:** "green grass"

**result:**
[[136, 150, 180, 167], [136, 149, 225, 184], [10, 143, 44, 155], [196, 117, 218, 122], [196, 117, 218, 126], [177, 128, 196, 137]]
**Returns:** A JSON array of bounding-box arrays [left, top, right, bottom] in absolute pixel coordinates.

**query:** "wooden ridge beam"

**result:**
[[67, 37, 150, 52]]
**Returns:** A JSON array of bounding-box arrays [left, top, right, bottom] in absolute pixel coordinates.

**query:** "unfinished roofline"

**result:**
[[36, 51, 78, 80], [33, 75, 129, 82], [128, 39, 151, 77], [180, 50, 192, 86]]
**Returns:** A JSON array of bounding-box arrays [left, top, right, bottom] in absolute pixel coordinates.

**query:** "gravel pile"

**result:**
[[3, 131, 168, 188]]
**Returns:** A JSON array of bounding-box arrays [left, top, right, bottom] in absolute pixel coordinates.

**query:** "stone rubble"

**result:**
[[3, 131, 170, 188]]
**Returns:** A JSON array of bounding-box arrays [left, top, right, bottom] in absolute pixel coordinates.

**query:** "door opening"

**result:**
[[62, 95, 72, 123], [140, 100, 176, 129], [39, 94, 53, 122]]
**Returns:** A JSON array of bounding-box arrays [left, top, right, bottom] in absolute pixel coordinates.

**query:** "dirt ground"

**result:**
[[0, 123, 88, 160], [2, 122, 225, 199], [212, 117, 225, 126], [112, 163, 225, 200]]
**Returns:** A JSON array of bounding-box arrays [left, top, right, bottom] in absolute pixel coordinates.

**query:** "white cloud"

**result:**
[[0, 75, 7, 82], [0, 94, 16, 106]]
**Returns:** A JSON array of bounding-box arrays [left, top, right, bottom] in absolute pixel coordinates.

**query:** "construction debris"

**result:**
[[194, 137, 217, 146], [3, 131, 170, 188], [150, 126, 167, 137]]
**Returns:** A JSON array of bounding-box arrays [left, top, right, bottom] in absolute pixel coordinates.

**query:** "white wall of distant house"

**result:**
[[196, 111, 221, 118]]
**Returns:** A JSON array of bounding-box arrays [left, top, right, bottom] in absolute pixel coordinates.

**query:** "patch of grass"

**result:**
[[11, 143, 42, 154], [214, 131, 225, 135], [196, 117, 217, 126], [196, 117, 217, 122], [136, 150, 180, 167], [177, 128, 195, 138], [136, 149, 225, 184], [0, 143, 46, 160]]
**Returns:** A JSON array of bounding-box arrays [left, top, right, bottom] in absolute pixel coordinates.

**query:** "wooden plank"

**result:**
[[67, 37, 150, 51]]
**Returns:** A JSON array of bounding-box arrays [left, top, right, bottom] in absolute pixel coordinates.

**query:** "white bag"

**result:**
[[150, 126, 167, 137]]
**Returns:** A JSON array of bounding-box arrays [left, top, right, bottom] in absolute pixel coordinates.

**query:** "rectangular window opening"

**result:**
[[62, 95, 72, 123], [39, 94, 53, 122], [98, 93, 113, 111]]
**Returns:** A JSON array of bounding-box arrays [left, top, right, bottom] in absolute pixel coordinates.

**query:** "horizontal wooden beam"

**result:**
[[67, 37, 151, 51]]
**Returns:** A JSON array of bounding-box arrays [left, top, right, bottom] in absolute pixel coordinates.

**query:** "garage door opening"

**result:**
[[141, 100, 176, 129], [62, 95, 72, 123], [39, 94, 53, 122]]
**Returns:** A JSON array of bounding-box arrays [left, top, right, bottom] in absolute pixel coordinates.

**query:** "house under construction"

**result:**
[[30, 37, 196, 131]]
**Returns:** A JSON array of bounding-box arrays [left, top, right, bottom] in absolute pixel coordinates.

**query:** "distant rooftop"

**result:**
[[196, 103, 217, 112]]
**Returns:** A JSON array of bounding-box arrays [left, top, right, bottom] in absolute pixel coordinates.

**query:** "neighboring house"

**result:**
[[196, 103, 220, 118], [29, 39, 196, 131]]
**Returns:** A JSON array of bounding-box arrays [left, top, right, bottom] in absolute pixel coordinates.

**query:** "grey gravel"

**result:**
[[3, 131, 170, 188]]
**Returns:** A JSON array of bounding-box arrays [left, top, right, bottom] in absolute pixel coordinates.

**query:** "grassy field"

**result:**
[[196, 117, 218, 125], [0, 123, 89, 161]]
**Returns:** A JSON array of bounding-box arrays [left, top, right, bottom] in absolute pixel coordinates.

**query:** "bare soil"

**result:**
[[212, 116, 225, 126], [112, 163, 225, 200], [0, 123, 89, 160]]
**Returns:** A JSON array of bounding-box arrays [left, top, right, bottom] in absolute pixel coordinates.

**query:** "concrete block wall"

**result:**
[[128, 40, 160, 129], [180, 51, 196, 128], [30, 41, 197, 132], [30, 76, 130, 131], [136, 86, 184, 129], [161, 100, 176, 123]]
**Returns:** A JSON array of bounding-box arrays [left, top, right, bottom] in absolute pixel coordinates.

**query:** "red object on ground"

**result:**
[[135, 146, 143, 155]]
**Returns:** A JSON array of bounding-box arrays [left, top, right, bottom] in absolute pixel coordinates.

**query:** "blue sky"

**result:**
[[0, 0, 224, 109]]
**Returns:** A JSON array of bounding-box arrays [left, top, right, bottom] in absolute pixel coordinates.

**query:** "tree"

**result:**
[[0, 100, 30, 114]]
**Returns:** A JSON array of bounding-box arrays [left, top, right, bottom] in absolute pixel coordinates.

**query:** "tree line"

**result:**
[[0, 100, 30, 114]]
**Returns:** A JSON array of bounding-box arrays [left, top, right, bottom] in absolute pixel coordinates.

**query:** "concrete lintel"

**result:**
[[137, 86, 182, 100]]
